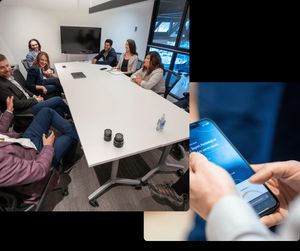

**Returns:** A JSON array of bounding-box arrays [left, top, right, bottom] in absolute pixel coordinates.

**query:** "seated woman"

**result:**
[[26, 51, 63, 98], [131, 51, 165, 94], [0, 97, 82, 205], [115, 39, 138, 76]]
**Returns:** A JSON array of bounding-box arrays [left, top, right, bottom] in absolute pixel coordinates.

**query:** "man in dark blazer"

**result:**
[[0, 54, 70, 120], [0, 96, 80, 205]]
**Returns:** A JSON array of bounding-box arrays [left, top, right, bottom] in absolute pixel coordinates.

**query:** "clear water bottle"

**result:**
[[156, 113, 166, 131]]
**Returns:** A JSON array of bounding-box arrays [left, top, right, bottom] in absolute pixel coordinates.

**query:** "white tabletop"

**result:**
[[55, 62, 189, 167]]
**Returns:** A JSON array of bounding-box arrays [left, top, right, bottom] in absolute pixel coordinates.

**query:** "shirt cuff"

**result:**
[[206, 195, 273, 241], [140, 80, 145, 87]]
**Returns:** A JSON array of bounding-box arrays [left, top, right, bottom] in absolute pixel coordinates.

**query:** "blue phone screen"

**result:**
[[190, 119, 278, 216]]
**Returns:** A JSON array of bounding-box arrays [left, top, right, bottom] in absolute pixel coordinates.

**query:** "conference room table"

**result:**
[[55, 62, 189, 207]]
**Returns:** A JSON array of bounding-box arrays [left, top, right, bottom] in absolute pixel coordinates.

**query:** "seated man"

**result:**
[[92, 39, 118, 67], [0, 96, 82, 205], [0, 54, 70, 120]]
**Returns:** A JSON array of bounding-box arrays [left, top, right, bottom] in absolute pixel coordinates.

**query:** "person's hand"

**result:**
[[91, 59, 96, 64], [6, 96, 14, 112], [35, 95, 44, 102], [41, 86, 48, 94], [134, 75, 143, 85], [43, 69, 54, 78], [250, 161, 300, 227], [42, 131, 55, 146], [190, 152, 238, 220]]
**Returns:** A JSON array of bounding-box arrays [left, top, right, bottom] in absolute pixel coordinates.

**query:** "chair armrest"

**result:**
[[14, 108, 34, 118], [183, 92, 189, 97]]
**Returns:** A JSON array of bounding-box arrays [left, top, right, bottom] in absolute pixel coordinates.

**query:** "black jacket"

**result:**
[[93, 48, 118, 67], [0, 71, 37, 113]]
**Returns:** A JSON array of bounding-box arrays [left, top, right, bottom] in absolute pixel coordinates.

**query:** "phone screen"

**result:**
[[190, 118, 279, 217]]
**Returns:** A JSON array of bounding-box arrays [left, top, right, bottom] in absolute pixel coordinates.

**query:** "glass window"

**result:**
[[152, 0, 186, 46], [170, 53, 190, 98], [179, 6, 189, 49], [148, 0, 189, 99]]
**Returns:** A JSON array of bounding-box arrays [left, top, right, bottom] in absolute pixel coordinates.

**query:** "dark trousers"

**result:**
[[31, 96, 70, 118], [23, 107, 78, 168]]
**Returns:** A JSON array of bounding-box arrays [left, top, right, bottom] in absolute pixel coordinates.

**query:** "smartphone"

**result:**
[[190, 118, 279, 217], [45, 130, 53, 138]]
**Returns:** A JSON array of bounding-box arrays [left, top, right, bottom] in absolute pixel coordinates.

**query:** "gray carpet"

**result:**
[[40, 147, 189, 211]]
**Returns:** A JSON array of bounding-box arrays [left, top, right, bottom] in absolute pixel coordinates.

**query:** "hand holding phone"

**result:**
[[190, 119, 279, 217], [190, 152, 238, 219], [43, 130, 55, 146]]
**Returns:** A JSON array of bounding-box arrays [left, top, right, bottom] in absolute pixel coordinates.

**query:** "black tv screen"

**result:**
[[60, 26, 101, 54]]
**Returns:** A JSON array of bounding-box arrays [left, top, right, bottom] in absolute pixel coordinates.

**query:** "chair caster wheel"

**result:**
[[177, 169, 184, 177], [62, 189, 69, 196], [89, 200, 99, 207], [135, 184, 142, 190], [141, 180, 148, 186]]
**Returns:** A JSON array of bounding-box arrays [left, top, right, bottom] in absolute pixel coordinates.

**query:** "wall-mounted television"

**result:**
[[60, 26, 101, 54]]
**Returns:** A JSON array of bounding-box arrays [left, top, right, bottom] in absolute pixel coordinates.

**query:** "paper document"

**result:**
[[108, 69, 124, 75]]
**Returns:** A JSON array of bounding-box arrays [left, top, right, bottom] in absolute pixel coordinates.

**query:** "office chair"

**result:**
[[0, 68, 34, 132], [136, 59, 143, 71], [158, 69, 187, 176], [116, 52, 122, 63], [160, 69, 181, 99], [0, 167, 68, 212], [21, 59, 30, 72]]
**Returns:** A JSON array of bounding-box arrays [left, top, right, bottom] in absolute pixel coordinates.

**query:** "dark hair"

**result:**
[[127, 39, 138, 55], [34, 51, 50, 71], [105, 39, 113, 46], [28, 38, 41, 51], [0, 54, 7, 62], [143, 51, 164, 75]]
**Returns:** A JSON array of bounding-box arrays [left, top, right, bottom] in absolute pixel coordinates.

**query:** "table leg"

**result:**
[[88, 159, 141, 206], [141, 145, 185, 183]]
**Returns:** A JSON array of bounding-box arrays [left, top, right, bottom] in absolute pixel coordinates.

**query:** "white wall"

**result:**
[[0, 0, 154, 76]]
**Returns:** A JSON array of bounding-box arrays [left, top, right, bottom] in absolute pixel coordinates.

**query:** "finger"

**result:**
[[190, 152, 208, 173], [260, 211, 283, 228], [249, 162, 290, 184], [251, 163, 268, 173], [42, 133, 46, 140]]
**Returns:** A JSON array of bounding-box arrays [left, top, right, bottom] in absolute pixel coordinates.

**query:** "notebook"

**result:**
[[71, 72, 86, 79]]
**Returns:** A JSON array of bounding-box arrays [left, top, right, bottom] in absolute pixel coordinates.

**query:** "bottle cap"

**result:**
[[114, 133, 124, 148], [104, 129, 112, 141]]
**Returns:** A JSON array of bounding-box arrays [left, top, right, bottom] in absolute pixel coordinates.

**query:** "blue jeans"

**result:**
[[23, 107, 79, 168], [43, 77, 64, 93], [31, 96, 71, 118]]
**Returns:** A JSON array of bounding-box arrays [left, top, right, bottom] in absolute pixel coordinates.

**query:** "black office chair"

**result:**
[[0, 167, 68, 212], [159, 70, 187, 174], [0, 69, 34, 132], [116, 52, 122, 63], [136, 59, 143, 71], [21, 59, 30, 72], [161, 69, 181, 99]]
